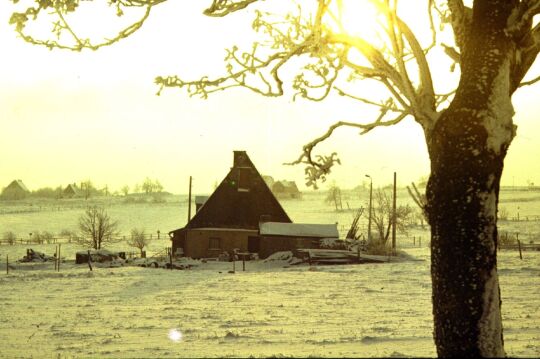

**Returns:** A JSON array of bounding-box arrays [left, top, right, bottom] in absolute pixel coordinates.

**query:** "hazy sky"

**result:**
[[1, 1, 539, 194]]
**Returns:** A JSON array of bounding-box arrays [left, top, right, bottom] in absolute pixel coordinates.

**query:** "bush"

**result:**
[[33, 231, 54, 244], [364, 238, 391, 256], [498, 231, 515, 247], [2, 231, 17, 245], [498, 207, 509, 221]]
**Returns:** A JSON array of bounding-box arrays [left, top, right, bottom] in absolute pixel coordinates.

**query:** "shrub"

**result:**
[[127, 228, 149, 257], [364, 237, 391, 256], [498, 207, 509, 221], [498, 231, 515, 247], [33, 231, 54, 244], [2, 231, 17, 245]]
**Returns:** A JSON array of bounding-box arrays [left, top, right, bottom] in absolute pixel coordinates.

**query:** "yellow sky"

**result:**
[[0, 1, 539, 194]]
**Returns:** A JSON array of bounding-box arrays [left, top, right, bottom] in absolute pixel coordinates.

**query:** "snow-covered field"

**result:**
[[1, 189, 539, 357], [0, 247, 538, 358]]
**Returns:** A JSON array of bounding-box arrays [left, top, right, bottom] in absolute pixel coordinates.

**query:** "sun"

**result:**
[[325, 0, 385, 40]]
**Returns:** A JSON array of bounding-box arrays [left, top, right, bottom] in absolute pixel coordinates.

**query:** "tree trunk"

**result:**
[[426, 1, 516, 356]]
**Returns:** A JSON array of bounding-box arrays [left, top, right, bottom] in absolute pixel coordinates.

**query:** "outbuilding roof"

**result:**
[[260, 222, 338, 238]]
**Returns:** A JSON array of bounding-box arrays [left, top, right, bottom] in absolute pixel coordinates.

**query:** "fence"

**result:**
[[0, 232, 168, 246]]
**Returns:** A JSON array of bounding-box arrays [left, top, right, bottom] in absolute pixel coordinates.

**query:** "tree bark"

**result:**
[[426, 1, 517, 356]]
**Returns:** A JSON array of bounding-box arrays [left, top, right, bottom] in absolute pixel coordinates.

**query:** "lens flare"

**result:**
[[168, 328, 183, 342]]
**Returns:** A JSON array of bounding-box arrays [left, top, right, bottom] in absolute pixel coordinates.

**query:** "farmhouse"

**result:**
[[1, 179, 30, 200], [169, 151, 340, 259], [62, 183, 81, 198], [169, 151, 292, 258], [272, 180, 302, 199]]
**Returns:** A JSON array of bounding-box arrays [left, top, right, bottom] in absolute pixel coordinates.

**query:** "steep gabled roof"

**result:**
[[3, 180, 29, 193], [183, 151, 292, 230]]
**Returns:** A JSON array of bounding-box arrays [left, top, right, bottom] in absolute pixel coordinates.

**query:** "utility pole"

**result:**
[[366, 174, 373, 243], [187, 176, 192, 223], [392, 171, 397, 255]]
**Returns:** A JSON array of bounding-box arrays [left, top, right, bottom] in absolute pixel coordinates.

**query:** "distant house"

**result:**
[[262, 175, 275, 189], [258, 222, 339, 259], [1, 179, 30, 200], [63, 183, 81, 198], [272, 180, 302, 199], [169, 151, 292, 259], [194, 195, 210, 213]]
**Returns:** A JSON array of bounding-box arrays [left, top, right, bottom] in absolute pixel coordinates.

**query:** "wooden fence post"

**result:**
[[6, 255, 8, 275], [58, 244, 61, 272], [87, 250, 93, 271], [54, 245, 58, 271], [242, 255, 246, 272], [169, 247, 173, 270], [517, 239, 523, 260]]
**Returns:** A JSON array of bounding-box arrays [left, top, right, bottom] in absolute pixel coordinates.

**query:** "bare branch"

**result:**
[[9, 1, 165, 51], [519, 73, 540, 87], [286, 111, 408, 188], [446, 0, 472, 52], [204, 0, 259, 17], [511, 22, 540, 93]]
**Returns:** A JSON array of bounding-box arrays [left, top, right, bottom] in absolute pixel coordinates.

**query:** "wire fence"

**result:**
[[0, 232, 169, 246]]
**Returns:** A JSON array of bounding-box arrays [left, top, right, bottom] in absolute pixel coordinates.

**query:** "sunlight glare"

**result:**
[[168, 328, 183, 342], [326, 0, 384, 41]]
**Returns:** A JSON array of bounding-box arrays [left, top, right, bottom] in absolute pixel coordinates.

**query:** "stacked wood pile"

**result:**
[[19, 249, 55, 262], [293, 249, 387, 265]]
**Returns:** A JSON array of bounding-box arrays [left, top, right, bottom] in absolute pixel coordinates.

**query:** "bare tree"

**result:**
[[371, 188, 413, 244], [121, 185, 130, 197], [77, 206, 119, 250], [141, 177, 164, 194], [324, 182, 343, 211], [80, 180, 97, 200], [127, 228, 149, 257], [10, 0, 540, 355]]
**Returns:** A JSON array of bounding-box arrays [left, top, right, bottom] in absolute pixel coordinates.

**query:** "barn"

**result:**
[[1, 179, 30, 200], [169, 151, 292, 258]]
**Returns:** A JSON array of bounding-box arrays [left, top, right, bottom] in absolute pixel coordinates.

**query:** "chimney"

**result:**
[[233, 151, 248, 168]]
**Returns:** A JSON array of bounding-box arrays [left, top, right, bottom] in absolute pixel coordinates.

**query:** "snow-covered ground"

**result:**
[[0, 247, 538, 358]]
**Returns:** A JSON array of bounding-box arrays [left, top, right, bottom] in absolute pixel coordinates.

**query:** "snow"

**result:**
[[0, 247, 538, 357], [260, 222, 339, 238], [479, 267, 505, 357], [484, 56, 515, 154]]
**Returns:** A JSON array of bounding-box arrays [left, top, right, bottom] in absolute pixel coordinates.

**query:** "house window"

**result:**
[[209, 237, 221, 250], [238, 168, 251, 192]]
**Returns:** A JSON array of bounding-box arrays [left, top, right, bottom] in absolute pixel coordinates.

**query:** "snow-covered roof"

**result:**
[[260, 222, 338, 238]]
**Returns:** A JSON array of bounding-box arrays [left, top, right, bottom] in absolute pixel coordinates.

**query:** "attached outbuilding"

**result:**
[[258, 222, 339, 259]]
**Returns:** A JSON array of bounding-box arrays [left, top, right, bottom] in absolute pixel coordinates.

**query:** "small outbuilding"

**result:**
[[1, 179, 30, 200]]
